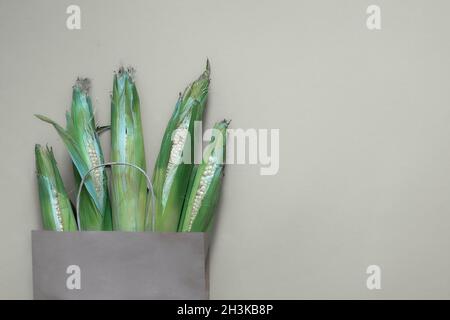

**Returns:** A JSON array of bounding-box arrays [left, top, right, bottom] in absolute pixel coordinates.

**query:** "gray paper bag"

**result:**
[[32, 231, 209, 300]]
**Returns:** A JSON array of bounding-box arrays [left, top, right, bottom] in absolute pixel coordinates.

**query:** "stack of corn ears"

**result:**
[[35, 61, 228, 233], [36, 79, 111, 230]]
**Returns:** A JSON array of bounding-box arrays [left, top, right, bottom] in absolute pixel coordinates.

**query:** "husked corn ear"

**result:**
[[35, 144, 77, 231], [111, 67, 147, 231], [36, 78, 112, 230], [178, 119, 229, 232], [152, 60, 210, 231]]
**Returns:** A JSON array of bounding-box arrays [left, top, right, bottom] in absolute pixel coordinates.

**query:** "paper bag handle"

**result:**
[[75, 162, 155, 232]]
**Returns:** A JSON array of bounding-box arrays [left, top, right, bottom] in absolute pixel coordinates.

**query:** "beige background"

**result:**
[[1, 0, 450, 299]]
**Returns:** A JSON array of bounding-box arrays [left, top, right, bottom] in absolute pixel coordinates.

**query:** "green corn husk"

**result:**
[[178, 120, 229, 232], [111, 67, 147, 231], [35, 144, 77, 231], [152, 61, 210, 231], [73, 165, 112, 230], [35, 79, 112, 230]]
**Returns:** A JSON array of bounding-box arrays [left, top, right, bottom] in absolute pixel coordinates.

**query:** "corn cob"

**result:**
[[178, 120, 229, 232], [35, 78, 112, 230], [35, 144, 77, 231], [152, 61, 210, 231], [111, 67, 147, 231]]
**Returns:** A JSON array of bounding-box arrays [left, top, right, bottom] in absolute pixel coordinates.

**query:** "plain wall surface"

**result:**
[[1, 0, 450, 299]]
